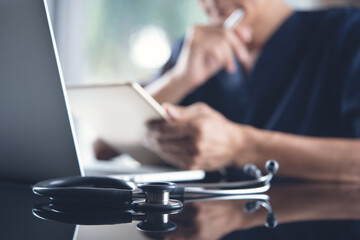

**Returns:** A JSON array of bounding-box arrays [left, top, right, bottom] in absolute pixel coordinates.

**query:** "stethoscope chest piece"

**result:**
[[136, 212, 178, 233], [33, 182, 183, 233], [132, 182, 183, 213], [131, 182, 183, 232]]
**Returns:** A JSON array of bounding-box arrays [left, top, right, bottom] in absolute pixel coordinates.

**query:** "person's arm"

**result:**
[[146, 103, 360, 182], [145, 68, 194, 105], [146, 25, 253, 105], [235, 126, 360, 182], [92, 25, 252, 160], [92, 138, 120, 160]]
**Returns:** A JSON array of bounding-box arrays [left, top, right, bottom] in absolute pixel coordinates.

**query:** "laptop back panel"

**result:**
[[0, 0, 81, 183]]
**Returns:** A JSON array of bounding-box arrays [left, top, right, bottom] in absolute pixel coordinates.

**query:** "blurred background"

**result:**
[[45, 0, 207, 168], [47, 0, 206, 85]]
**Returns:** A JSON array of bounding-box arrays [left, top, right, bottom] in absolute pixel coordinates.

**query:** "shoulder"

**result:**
[[294, 8, 360, 73], [296, 8, 360, 46], [321, 8, 360, 43], [296, 8, 360, 27]]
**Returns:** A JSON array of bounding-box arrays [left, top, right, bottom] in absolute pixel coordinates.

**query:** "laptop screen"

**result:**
[[0, 0, 82, 182]]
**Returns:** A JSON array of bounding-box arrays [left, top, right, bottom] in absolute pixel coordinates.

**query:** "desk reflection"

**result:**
[[2, 180, 360, 240], [147, 183, 360, 240], [0, 182, 75, 240]]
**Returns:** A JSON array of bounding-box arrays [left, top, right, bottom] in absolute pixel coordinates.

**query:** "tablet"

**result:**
[[66, 83, 169, 164]]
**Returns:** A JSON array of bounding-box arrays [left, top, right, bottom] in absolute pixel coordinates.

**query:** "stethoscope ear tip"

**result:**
[[265, 160, 279, 175], [265, 212, 278, 229], [243, 201, 261, 213]]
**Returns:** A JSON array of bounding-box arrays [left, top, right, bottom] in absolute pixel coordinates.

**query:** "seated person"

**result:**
[[96, 0, 360, 182]]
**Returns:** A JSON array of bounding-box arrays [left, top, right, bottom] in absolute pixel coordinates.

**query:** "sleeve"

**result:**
[[340, 14, 360, 138]]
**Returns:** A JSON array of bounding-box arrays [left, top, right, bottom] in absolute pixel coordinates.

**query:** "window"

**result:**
[[50, 0, 207, 84]]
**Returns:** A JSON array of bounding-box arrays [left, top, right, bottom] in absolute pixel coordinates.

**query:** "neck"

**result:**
[[250, 0, 293, 49], [241, 0, 293, 72]]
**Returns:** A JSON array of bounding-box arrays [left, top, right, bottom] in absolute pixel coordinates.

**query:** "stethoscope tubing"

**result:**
[[33, 160, 279, 205], [177, 174, 272, 189], [183, 194, 270, 203], [183, 183, 270, 196], [33, 175, 273, 201]]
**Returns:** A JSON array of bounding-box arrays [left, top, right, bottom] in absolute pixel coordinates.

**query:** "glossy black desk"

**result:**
[[1, 180, 360, 240]]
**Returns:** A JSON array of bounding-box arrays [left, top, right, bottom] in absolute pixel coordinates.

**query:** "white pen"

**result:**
[[223, 9, 245, 29]]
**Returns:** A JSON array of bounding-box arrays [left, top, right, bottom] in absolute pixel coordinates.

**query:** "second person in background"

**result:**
[[144, 0, 360, 182], [97, 0, 360, 182]]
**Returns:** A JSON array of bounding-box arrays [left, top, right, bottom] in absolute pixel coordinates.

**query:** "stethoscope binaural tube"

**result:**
[[33, 160, 279, 212], [177, 159, 279, 196]]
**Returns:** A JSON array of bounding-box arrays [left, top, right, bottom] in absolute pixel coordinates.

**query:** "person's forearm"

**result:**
[[145, 69, 194, 105], [234, 126, 360, 182]]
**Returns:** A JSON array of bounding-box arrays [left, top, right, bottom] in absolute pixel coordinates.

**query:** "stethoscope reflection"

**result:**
[[32, 193, 276, 234], [33, 202, 181, 233], [32, 160, 279, 234]]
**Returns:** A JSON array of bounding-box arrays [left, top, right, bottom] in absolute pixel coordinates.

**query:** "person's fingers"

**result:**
[[92, 138, 119, 160], [223, 42, 237, 74], [146, 121, 193, 139], [225, 29, 250, 63], [158, 152, 189, 169], [163, 103, 195, 122], [145, 131, 189, 152], [146, 128, 189, 141], [145, 133, 194, 156], [158, 138, 198, 156], [160, 150, 202, 170], [148, 103, 212, 140], [145, 135, 199, 169], [162, 103, 185, 121], [204, 31, 236, 74], [236, 25, 253, 43], [210, 45, 229, 72], [163, 103, 210, 122], [145, 128, 186, 145]]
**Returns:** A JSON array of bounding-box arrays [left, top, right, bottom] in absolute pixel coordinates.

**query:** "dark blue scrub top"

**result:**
[[156, 8, 360, 139]]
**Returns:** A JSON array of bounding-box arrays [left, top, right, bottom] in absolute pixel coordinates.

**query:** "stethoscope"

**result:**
[[33, 160, 279, 214], [33, 193, 276, 233]]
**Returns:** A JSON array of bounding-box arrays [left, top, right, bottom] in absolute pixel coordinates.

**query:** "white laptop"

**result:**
[[0, 0, 204, 183]]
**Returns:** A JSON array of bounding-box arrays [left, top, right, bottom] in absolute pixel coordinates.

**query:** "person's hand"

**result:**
[[145, 103, 253, 171], [92, 138, 120, 160], [143, 200, 264, 240], [166, 201, 243, 240], [172, 24, 252, 92]]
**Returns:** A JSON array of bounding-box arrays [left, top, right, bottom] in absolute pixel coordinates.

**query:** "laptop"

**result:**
[[0, 0, 205, 183]]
